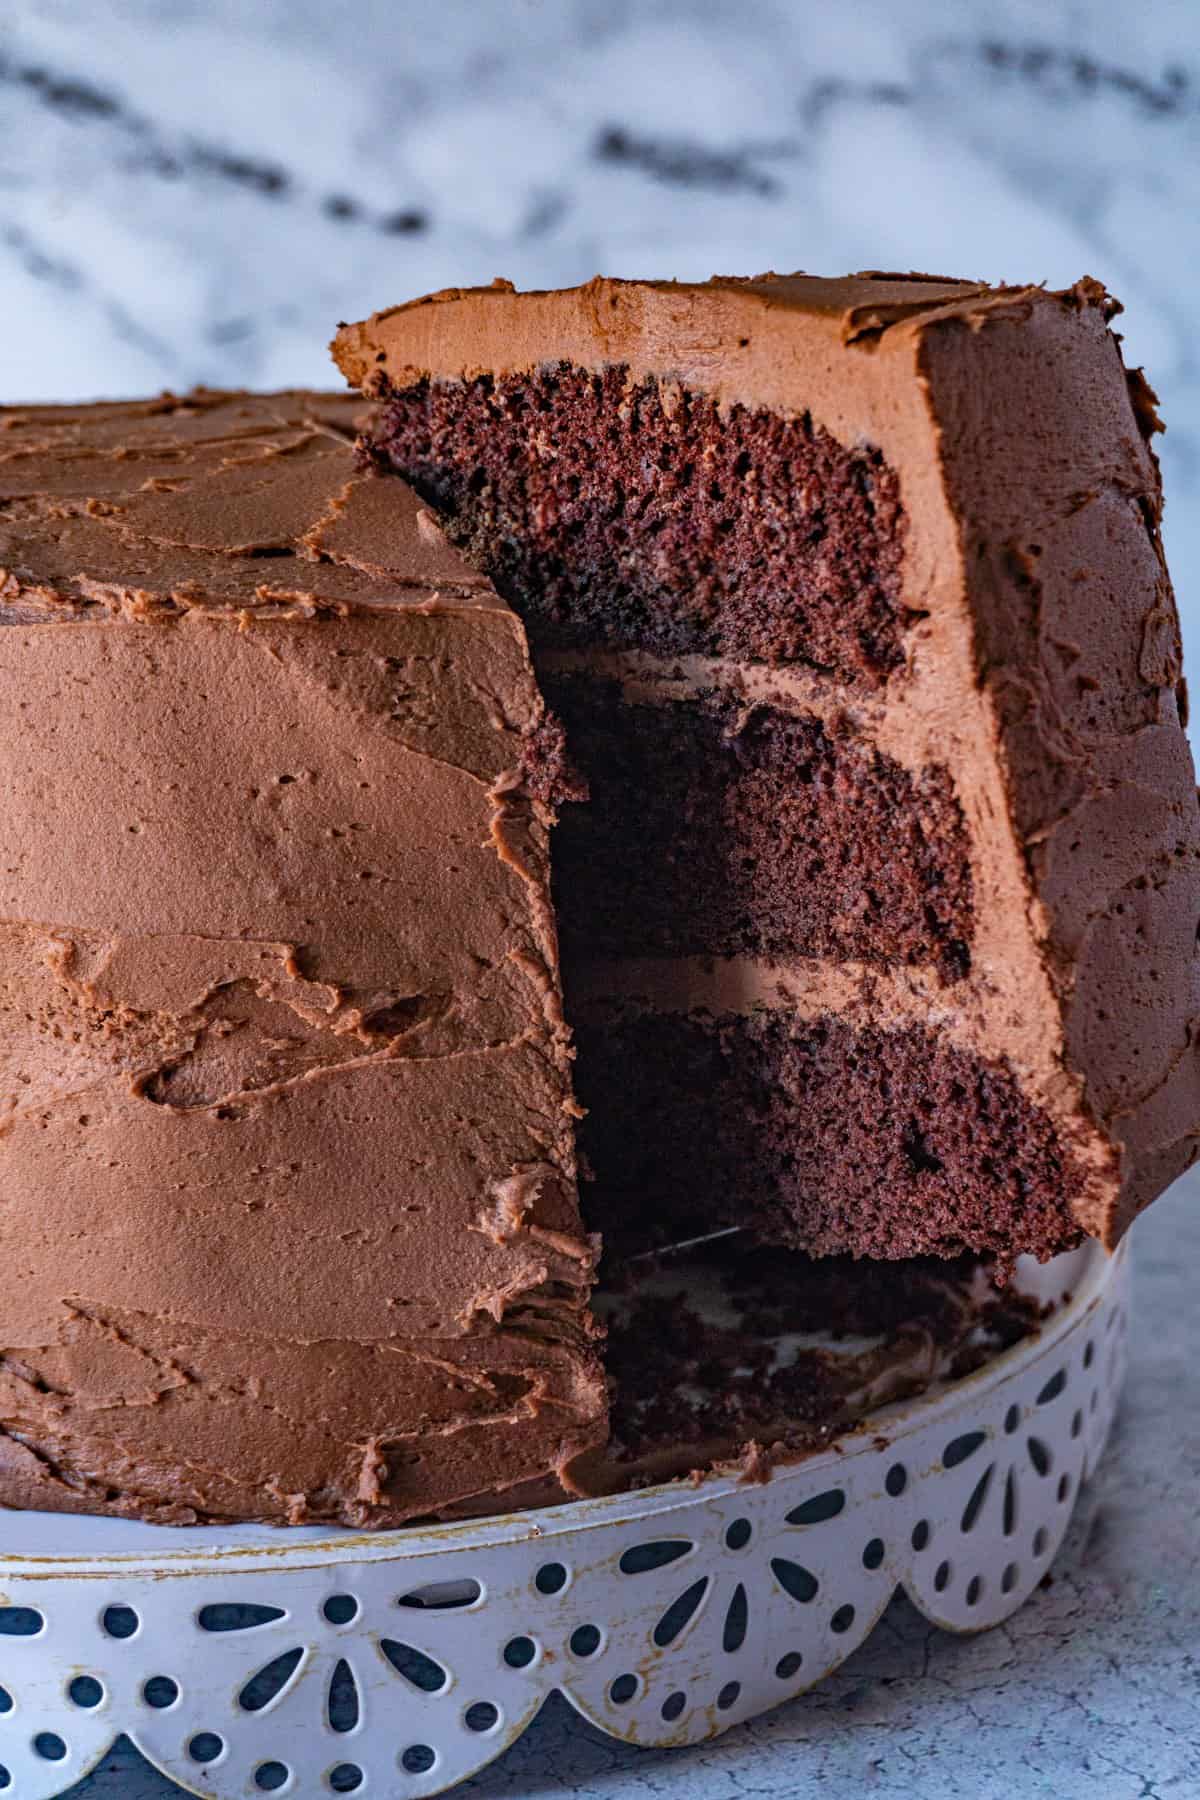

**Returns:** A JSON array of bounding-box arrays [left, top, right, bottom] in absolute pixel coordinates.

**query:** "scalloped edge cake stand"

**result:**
[[0, 1238, 1128, 1800]]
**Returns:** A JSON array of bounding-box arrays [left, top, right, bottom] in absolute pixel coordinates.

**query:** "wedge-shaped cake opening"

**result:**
[[587, 1236, 1044, 1490]]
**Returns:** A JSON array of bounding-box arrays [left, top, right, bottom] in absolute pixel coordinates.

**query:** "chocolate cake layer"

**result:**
[[543, 670, 973, 977], [571, 1004, 1081, 1264], [589, 1239, 1044, 1489], [336, 272, 1200, 1255], [368, 362, 908, 682], [0, 391, 604, 1526]]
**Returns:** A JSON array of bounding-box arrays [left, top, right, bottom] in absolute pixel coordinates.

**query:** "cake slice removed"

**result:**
[[335, 271, 1200, 1266]]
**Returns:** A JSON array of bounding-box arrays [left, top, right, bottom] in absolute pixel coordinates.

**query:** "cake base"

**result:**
[[0, 1238, 1127, 1799]]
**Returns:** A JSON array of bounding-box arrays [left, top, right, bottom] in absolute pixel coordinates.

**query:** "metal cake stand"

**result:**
[[0, 1238, 1128, 1800]]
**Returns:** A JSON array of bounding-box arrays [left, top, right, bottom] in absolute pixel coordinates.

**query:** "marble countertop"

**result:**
[[3, 0, 1199, 659], [4, 3, 1199, 1794], [63, 1175, 1200, 1800]]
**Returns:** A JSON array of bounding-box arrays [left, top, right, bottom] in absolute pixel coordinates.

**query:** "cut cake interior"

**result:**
[[336, 271, 1200, 1267]]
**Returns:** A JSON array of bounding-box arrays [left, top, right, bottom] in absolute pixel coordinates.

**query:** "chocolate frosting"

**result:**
[[334, 271, 1200, 1248], [0, 390, 605, 1524]]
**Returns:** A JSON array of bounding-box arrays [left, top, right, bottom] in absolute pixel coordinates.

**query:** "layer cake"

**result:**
[[0, 386, 1011, 1525], [1, 266, 1197, 1528]]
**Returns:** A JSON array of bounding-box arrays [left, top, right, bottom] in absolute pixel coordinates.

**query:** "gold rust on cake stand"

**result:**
[[0, 1238, 1129, 1800]]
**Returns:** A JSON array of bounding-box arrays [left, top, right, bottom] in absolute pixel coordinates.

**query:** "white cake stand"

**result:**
[[0, 1239, 1128, 1800]]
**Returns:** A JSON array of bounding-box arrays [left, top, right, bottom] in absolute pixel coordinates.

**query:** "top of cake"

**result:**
[[0, 387, 493, 616], [334, 269, 991, 399]]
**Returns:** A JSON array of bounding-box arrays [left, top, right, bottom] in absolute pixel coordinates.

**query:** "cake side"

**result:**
[[0, 392, 606, 1525], [918, 290, 1200, 1242], [335, 271, 1200, 1258]]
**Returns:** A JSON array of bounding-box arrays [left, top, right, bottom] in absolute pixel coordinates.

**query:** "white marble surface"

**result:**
[[59, 1175, 1200, 1799], [2, 0, 1200, 657], [2, 3, 1198, 1793]]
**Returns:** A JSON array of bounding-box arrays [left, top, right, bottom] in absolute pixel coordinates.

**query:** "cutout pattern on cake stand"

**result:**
[[0, 1239, 1128, 1799]]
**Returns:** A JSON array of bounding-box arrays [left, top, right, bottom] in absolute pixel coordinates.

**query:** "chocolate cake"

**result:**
[[0, 383, 1044, 1528], [1, 270, 1196, 1530], [335, 271, 1200, 1266]]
